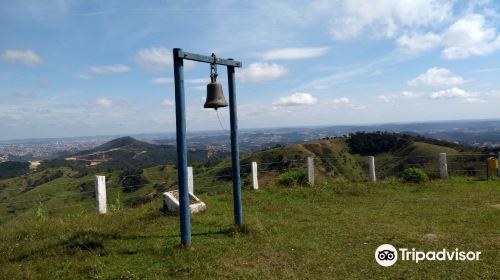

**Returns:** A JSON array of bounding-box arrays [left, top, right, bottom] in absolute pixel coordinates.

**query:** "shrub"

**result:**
[[347, 131, 412, 155], [64, 229, 106, 251], [120, 168, 149, 193], [34, 202, 47, 222], [278, 171, 307, 186], [403, 167, 429, 183]]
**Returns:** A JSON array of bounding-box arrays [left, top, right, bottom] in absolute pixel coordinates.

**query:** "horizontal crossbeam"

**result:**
[[176, 50, 242, 67]]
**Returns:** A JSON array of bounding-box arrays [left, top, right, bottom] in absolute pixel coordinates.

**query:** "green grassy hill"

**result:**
[[39, 137, 212, 172]]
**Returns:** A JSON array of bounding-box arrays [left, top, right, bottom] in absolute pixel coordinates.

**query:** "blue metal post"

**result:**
[[227, 61, 243, 226], [173, 48, 191, 246]]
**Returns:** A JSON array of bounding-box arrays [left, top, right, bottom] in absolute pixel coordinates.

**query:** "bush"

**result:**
[[120, 168, 149, 193], [278, 171, 307, 186], [347, 132, 412, 155], [403, 167, 429, 183]]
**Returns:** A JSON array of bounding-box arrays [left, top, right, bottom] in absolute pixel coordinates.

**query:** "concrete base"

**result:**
[[163, 190, 206, 214]]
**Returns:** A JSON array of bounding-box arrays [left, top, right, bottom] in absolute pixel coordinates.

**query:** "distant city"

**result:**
[[1, 119, 499, 163]]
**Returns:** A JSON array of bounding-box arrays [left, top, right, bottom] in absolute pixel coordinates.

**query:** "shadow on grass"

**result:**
[[8, 225, 255, 262]]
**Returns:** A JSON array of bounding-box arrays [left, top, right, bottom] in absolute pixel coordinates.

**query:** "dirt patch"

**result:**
[[29, 161, 41, 169], [489, 204, 500, 210], [422, 233, 438, 241]]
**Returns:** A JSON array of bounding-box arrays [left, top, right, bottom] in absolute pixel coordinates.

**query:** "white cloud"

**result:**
[[1, 49, 42, 66], [135, 47, 195, 72], [186, 78, 209, 84], [95, 97, 113, 108], [397, 32, 441, 53], [430, 87, 477, 99], [135, 47, 170, 72], [332, 97, 350, 105], [463, 97, 486, 103], [396, 13, 500, 59], [376, 95, 395, 103], [261, 46, 330, 60], [441, 14, 500, 59], [74, 73, 92, 80], [408, 67, 464, 87], [329, 97, 366, 109], [150, 77, 173, 84], [400, 91, 423, 99], [238, 62, 288, 82], [90, 65, 130, 74], [162, 99, 175, 106], [329, 0, 452, 40], [375, 91, 423, 104], [274, 92, 317, 106]]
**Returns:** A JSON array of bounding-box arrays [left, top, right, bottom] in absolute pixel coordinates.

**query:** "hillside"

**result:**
[[40, 137, 215, 172], [0, 161, 30, 179], [73, 136, 159, 156]]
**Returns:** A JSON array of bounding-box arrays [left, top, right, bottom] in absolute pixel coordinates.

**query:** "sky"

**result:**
[[1, 0, 500, 140]]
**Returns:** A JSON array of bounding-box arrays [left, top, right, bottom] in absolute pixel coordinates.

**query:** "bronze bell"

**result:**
[[204, 54, 228, 110], [204, 81, 228, 109]]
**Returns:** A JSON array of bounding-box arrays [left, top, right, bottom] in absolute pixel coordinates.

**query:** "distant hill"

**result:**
[[74, 136, 158, 156], [206, 132, 487, 182], [44, 136, 213, 171], [76, 136, 212, 170]]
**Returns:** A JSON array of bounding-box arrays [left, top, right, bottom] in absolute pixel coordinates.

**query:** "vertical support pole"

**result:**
[[94, 175, 107, 214], [173, 48, 191, 247], [188, 166, 194, 194], [439, 153, 448, 179], [227, 60, 243, 226], [368, 156, 376, 182], [307, 157, 314, 185], [251, 161, 259, 190], [486, 161, 489, 180]]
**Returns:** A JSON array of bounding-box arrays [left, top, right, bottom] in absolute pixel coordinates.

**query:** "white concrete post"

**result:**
[[94, 175, 107, 214], [368, 156, 376, 182], [307, 157, 314, 185], [251, 161, 259, 190], [188, 166, 194, 194], [439, 153, 448, 179]]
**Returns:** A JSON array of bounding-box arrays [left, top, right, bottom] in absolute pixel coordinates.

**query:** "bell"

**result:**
[[204, 81, 228, 109]]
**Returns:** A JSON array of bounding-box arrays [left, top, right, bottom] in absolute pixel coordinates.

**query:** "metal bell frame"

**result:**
[[172, 48, 243, 247]]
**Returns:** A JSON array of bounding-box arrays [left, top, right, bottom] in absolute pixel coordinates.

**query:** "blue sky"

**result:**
[[1, 0, 500, 140]]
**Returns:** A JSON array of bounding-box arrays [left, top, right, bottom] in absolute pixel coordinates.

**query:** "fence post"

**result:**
[[251, 161, 259, 190], [94, 175, 107, 214], [307, 157, 314, 185], [368, 156, 376, 182], [188, 166, 194, 194], [439, 153, 448, 179]]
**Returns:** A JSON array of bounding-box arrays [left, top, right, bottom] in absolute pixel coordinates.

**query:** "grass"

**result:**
[[0, 177, 499, 279]]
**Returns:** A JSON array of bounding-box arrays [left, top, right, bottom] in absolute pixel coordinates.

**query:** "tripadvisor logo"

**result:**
[[375, 244, 398, 267], [375, 244, 481, 267]]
